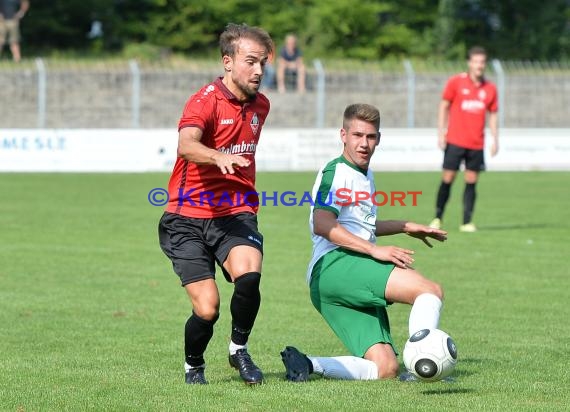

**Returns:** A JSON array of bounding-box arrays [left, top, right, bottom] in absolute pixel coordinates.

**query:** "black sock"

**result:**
[[463, 183, 476, 224], [436, 181, 452, 219], [184, 311, 218, 367], [230, 272, 261, 346]]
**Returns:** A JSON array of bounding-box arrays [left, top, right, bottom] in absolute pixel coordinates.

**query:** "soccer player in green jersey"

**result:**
[[281, 104, 448, 381]]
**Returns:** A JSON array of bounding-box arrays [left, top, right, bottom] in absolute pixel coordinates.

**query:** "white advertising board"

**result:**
[[1, 128, 569, 172]]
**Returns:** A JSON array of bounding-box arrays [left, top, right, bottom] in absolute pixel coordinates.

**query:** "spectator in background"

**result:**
[[277, 34, 305, 93], [0, 0, 29, 62], [260, 48, 275, 90]]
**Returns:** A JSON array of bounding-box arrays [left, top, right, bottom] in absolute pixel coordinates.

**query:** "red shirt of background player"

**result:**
[[442, 73, 498, 150], [165, 77, 270, 218]]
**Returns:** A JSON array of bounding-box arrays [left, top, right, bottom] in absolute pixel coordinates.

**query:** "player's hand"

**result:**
[[371, 245, 415, 269], [404, 222, 447, 248], [212, 153, 250, 174], [490, 142, 499, 157], [438, 132, 447, 151]]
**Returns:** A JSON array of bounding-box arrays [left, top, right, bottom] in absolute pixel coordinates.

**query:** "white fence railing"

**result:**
[[0, 59, 569, 129]]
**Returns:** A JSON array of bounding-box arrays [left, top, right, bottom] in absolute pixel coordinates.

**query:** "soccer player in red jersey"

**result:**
[[430, 46, 499, 232], [158, 23, 273, 385]]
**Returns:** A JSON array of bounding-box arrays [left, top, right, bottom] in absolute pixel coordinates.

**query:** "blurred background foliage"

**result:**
[[21, 0, 569, 61]]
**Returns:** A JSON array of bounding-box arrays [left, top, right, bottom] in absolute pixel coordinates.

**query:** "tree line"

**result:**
[[21, 0, 569, 60]]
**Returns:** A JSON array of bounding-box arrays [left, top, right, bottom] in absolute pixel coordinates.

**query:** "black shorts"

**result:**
[[443, 143, 485, 172], [158, 212, 263, 286]]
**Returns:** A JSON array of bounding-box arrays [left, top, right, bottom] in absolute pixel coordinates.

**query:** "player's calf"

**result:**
[[409, 292, 443, 337], [364, 343, 399, 379], [377, 359, 399, 379], [228, 272, 264, 384], [183, 311, 219, 384], [230, 272, 262, 345]]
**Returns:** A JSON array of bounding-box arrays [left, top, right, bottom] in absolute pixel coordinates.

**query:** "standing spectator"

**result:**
[[277, 34, 306, 93], [429, 46, 499, 232], [0, 0, 29, 62]]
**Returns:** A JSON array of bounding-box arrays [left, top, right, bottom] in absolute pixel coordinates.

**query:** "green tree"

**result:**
[[22, 0, 116, 52], [17, 0, 570, 60], [481, 0, 569, 60], [119, 1, 311, 57], [303, 0, 419, 59], [443, 0, 568, 60], [434, 0, 458, 57]]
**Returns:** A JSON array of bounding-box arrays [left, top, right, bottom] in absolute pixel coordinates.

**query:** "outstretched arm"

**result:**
[[313, 209, 415, 269], [375, 220, 447, 248], [375, 220, 407, 236]]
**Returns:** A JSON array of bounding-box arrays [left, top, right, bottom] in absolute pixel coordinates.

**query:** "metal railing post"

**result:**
[[313, 59, 326, 128], [35, 58, 46, 128], [403, 59, 415, 128], [129, 59, 141, 128], [491, 59, 505, 129]]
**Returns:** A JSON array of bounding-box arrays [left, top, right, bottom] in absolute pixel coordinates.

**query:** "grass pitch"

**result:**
[[1, 171, 568, 411]]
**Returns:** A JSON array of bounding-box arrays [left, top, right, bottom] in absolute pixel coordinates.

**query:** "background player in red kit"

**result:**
[[158, 23, 273, 385], [430, 46, 499, 233]]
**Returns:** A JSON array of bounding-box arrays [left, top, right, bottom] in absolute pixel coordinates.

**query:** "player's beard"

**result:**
[[234, 75, 259, 99]]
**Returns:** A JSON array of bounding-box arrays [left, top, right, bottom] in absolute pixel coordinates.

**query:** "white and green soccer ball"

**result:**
[[403, 328, 457, 382]]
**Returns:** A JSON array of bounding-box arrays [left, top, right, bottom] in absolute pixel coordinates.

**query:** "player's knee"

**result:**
[[194, 309, 219, 323], [376, 359, 399, 379], [442, 171, 456, 184], [430, 282, 444, 301], [225, 247, 262, 279], [192, 300, 220, 321], [464, 172, 478, 184], [418, 280, 444, 301], [234, 272, 261, 297], [412, 282, 443, 302], [194, 307, 219, 322]]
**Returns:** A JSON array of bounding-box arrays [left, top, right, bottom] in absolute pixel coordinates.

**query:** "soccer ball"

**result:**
[[403, 328, 457, 382]]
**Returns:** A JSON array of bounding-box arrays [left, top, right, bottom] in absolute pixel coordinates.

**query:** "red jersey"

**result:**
[[443, 73, 498, 150], [165, 77, 270, 218]]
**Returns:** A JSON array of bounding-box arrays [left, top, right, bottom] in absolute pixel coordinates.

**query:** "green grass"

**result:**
[[1, 171, 569, 411]]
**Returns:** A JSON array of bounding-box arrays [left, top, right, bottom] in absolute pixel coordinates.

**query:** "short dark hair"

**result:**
[[342, 104, 381, 132], [219, 23, 274, 58], [468, 46, 487, 59]]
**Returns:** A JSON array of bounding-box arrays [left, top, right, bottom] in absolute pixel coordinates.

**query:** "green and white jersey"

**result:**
[[307, 155, 377, 283]]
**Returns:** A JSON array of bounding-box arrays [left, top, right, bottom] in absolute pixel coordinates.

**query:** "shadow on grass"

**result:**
[[457, 357, 485, 364], [221, 371, 292, 384], [478, 223, 556, 231], [422, 387, 475, 395], [453, 369, 474, 378], [452, 356, 484, 378]]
